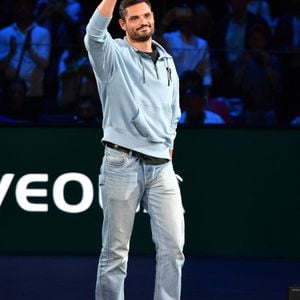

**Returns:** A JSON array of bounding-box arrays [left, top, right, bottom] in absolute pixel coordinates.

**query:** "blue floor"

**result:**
[[0, 254, 300, 299]]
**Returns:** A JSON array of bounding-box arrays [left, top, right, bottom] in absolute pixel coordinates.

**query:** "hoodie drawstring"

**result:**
[[165, 59, 172, 86], [139, 54, 172, 86], [139, 56, 146, 84]]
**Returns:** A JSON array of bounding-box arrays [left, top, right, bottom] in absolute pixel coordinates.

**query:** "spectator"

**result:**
[[180, 70, 233, 124], [73, 97, 102, 125], [273, 0, 300, 123], [0, 78, 32, 122], [34, 0, 85, 101], [64, 0, 85, 25], [234, 24, 281, 125], [157, 3, 212, 99], [0, 0, 51, 121], [35, 0, 84, 29], [57, 25, 98, 113], [179, 86, 225, 126], [212, 0, 270, 98]]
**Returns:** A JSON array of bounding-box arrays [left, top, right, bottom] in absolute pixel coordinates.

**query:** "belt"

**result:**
[[104, 142, 169, 165]]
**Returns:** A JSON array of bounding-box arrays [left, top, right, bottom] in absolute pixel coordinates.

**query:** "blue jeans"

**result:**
[[96, 146, 185, 300]]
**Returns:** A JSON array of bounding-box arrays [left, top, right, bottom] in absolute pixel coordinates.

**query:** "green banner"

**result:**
[[0, 127, 300, 257]]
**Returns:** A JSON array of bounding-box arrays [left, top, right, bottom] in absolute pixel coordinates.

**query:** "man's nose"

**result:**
[[139, 16, 149, 24]]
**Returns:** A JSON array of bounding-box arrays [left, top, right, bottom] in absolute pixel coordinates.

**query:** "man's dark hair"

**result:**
[[119, 0, 151, 20]]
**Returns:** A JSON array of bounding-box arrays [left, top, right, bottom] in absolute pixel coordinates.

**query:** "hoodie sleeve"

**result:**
[[169, 66, 181, 150], [84, 9, 117, 82]]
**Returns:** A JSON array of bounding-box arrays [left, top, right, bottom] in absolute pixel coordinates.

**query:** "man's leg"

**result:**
[[143, 162, 185, 300], [95, 148, 142, 300]]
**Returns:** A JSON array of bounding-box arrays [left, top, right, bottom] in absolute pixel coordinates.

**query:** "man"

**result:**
[[84, 1, 185, 300], [157, 4, 212, 99], [178, 86, 225, 126], [212, 0, 269, 98], [0, 0, 51, 120]]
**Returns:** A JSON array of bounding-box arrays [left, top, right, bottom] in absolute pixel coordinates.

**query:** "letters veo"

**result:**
[[0, 172, 94, 213]]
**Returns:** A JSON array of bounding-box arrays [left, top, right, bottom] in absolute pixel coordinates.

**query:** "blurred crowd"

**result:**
[[0, 0, 300, 127]]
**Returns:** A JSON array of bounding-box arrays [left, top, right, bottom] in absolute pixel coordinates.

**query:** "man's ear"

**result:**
[[119, 19, 126, 31]]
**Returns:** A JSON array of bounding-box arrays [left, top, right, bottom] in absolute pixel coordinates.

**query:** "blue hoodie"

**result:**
[[84, 10, 181, 159]]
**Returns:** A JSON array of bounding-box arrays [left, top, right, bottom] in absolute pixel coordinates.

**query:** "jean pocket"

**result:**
[[105, 147, 128, 167]]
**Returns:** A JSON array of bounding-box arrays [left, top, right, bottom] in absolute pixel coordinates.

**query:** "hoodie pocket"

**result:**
[[131, 109, 165, 143]]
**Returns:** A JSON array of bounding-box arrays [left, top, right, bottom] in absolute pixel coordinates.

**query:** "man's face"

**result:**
[[119, 2, 154, 42], [249, 31, 267, 51], [14, 0, 34, 24]]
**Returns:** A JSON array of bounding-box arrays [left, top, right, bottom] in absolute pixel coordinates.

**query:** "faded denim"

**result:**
[[95, 146, 185, 300]]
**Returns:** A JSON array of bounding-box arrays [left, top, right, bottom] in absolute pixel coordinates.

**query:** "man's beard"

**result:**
[[133, 34, 152, 42], [129, 26, 153, 42]]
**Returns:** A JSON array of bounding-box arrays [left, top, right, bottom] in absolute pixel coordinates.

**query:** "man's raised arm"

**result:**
[[97, 0, 118, 17]]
